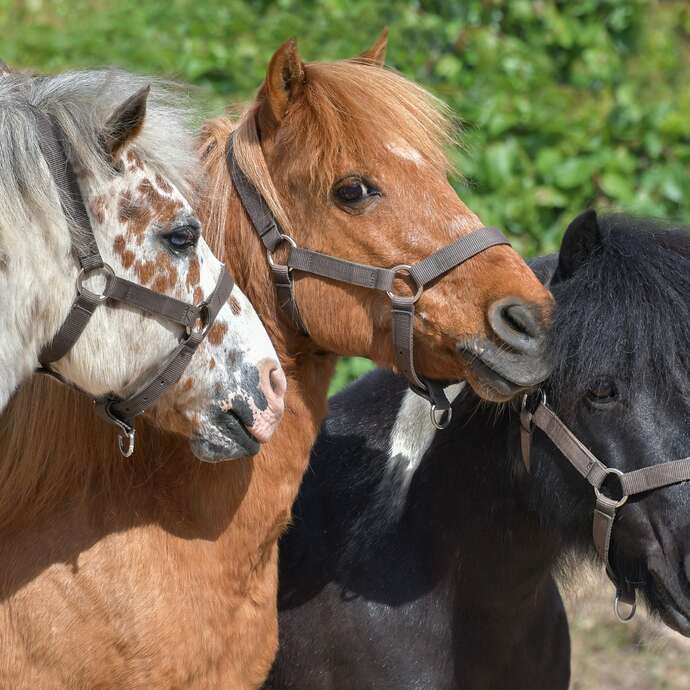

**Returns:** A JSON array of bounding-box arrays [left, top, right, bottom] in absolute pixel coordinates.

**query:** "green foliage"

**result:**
[[3, 0, 688, 393]]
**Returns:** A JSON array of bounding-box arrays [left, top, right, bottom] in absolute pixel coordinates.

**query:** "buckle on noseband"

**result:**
[[77, 263, 115, 302], [186, 302, 212, 338], [386, 265, 423, 304]]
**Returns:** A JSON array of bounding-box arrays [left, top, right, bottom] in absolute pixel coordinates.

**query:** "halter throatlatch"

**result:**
[[520, 393, 690, 622], [34, 112, 234, 457], [227, 136, 510, 429]]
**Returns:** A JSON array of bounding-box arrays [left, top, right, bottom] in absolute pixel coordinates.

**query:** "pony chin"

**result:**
[[189, 413, 261, 463]]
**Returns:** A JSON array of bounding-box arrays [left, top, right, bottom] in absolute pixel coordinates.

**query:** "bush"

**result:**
[[4, 0, 688, 392]]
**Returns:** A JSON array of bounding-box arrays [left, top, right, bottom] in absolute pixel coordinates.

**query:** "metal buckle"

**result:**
[[386, 264, 423, 304], [595, 467, 628, 509], [267, 233, 297, 269], [186, 302, 211, 338], [77, 263, 114, 302]]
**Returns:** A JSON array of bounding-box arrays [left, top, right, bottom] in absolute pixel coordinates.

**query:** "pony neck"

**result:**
[[0, 224, 74, 411], [320, 385, 565, 604]]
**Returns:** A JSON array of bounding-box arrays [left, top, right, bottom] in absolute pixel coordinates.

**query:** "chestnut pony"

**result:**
[[0, 36, 552, 687]]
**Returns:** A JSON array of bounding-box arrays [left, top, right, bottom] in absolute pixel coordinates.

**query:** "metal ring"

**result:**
[[118, 429, 136, 458], [430, 404, 452, 430], [386, 265, 423, 304], [614, 591, 636, 622], [76, 263, 115, 302], [594, 467, 629, 508], [266, 234, 297, 269]]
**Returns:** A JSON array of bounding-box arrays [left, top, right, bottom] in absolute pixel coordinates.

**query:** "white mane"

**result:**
[[0, 69, 199, 255]]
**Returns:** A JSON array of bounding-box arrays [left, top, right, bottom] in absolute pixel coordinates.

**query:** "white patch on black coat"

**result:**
[[383, 382, 465, 517]]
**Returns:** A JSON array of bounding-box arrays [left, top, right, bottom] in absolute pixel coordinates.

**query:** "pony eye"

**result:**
[[333, 176, 380, 211], [587, 378, 618, 404], [163, 226, 199, 252], [337, 182, 365, 202]]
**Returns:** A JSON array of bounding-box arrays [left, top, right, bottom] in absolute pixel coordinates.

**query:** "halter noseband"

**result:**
[[520, 393, 690, 622], [227, 136, 510, 429], [34, 112, 234, 457]]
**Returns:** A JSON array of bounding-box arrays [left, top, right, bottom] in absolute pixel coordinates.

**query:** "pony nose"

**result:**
[[488, 297, 546, 356], [245, 360, 286, 443]]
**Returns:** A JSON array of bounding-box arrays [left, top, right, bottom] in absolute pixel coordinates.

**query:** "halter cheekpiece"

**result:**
[[520, 392, 690, 622], [34, 112, 234, 457], [226, 135, 510, 429]]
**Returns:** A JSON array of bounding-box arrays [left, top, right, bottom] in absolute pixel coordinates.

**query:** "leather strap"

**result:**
[[96, 269, 234, 430], [520, 394, 690, 612], [39, 291, 103, 364], [34, 111, 103, 270], [227, 134, 510, 420]]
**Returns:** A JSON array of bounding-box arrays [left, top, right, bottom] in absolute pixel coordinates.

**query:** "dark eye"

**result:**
[[162, 225, 199, 253], [586, 378, 618, 404], [333, 176, 380, 211]]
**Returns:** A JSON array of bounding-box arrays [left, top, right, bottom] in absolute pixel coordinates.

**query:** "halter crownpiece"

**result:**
[[520, 392, 690, 622], [34, 111, 234, 457], [227, 135, 510, 429]]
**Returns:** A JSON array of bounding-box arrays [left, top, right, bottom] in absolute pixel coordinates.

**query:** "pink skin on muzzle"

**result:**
[[245, 359, 287, 443]]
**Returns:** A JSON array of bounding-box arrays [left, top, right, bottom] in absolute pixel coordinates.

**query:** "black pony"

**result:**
[[266, 210, 690, 690]]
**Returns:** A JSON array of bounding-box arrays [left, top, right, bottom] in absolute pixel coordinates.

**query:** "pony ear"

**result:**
[[554, 209, 603, 282], [0, 59, 13, 77], [102, 85, 150, 161], [257, 39, 306, 137], [357, 28, 388, 66]]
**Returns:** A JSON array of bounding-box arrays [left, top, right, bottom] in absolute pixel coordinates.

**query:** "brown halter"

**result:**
[[520, 392, 690, 622], [34, 111, 234, 457], [227, 136, 510, 428]]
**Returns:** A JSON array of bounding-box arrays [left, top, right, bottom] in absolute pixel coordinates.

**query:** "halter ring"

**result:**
[[77, 263, 115, 302], [614, 591, 637, 622], [118, 430, 136, 458], [430, 404, 452, 430], [387, 265, 423, 304], [267, 233, 298, 269], [595, 467, 629, 509]]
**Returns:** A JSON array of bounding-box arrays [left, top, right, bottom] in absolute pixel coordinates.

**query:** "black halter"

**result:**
[[34, 112, 234, 457], [520, 392, 690, 622], [227, 135, 510, 428]]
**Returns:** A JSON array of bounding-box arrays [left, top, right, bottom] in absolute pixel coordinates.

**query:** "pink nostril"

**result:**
[[245, 360, 286, 443], [261, 362, 286, 416], [269, 366, 287, 400]]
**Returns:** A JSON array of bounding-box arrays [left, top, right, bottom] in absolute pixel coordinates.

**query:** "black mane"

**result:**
[[547, 214, 690, 407]]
